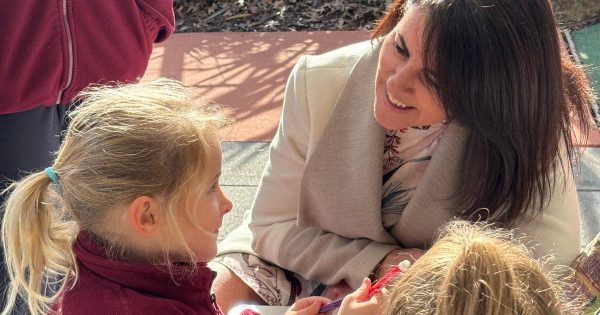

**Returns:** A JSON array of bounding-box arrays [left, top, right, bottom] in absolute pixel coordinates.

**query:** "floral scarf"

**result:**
[[381, 123, 447, 231]]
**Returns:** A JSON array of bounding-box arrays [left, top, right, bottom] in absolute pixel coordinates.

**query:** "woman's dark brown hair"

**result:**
[[372, 0, 595, 226]]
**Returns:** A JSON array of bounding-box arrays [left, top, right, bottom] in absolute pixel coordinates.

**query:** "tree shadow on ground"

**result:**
[[145, 31, 370, 141]]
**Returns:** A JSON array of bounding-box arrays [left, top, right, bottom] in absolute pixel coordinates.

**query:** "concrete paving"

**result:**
[[220, 141, 269, 241], [578, 147, 600, 246]]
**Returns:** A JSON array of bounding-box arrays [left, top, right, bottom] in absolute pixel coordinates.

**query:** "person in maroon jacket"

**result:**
[[0, 1, 174, 310], [1, 79, 231, 315]]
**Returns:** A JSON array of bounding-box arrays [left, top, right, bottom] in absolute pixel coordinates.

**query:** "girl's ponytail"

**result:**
[[1, 170, 78, 315]]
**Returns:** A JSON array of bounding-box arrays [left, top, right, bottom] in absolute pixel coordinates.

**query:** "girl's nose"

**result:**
[[221, 191, 233, 214]]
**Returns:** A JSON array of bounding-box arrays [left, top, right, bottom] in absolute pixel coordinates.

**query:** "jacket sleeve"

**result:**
[[249, 55, 399, 288], [137, 0, 175, 43]]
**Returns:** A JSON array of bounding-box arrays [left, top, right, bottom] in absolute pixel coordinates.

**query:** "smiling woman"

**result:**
[[374, 7, 445, 130], [211, 0, 596, 312]]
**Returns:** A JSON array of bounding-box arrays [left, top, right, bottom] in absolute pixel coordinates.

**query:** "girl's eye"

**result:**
[[208, 182, 218, 193]]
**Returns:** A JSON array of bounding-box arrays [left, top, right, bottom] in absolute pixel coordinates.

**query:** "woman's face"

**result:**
[[374, 7, 446, 130]]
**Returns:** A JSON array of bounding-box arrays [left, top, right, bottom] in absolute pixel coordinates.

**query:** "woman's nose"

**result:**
[[389, 63, 416, 95]]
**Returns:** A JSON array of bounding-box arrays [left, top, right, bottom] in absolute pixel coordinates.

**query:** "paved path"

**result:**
[[145, 31, 370, 141], [144, 28, 600, 248]]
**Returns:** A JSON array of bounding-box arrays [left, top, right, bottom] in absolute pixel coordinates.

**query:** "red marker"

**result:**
[[318, 260, 410, 313]]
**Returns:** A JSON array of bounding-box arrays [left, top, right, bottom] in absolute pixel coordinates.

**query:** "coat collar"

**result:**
[[73, 232, 217, 310], [298, 39, 395, 243]]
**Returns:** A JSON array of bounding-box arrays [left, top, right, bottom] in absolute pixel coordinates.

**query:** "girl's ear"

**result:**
[[128, 196, 159, 237]]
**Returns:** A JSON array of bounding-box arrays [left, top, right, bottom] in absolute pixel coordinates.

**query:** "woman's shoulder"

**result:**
[[302, 39, 382, 71]]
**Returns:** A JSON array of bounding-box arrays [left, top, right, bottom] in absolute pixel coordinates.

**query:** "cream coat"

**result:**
[[218, 39, 581, 289]]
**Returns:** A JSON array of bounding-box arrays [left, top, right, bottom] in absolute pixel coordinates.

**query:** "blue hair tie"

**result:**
[[44, 167, 59, 184]]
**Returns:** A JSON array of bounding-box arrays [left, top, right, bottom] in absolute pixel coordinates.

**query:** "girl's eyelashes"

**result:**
[[208, 180, 219, 193], [207, 173, 222, 194]]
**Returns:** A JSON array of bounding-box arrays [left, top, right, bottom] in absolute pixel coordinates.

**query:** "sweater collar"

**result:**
[[74, 231, 216, 308]]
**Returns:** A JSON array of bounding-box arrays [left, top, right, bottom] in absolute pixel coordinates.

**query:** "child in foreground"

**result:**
[[285, 221, 584, 315], [1, 79, 233, 315]]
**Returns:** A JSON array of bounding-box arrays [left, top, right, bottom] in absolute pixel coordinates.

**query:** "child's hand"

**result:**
[[338, 278, 380, 315], [322, 280, 353, 300], [284, 296, 332, 315]]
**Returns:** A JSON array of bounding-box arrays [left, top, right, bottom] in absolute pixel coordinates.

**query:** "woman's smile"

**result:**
[[386, 88, 415, 111]]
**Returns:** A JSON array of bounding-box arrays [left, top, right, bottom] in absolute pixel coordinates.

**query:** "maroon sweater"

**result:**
[[58, 233, 224, 315], [0, 0, 174, 114]]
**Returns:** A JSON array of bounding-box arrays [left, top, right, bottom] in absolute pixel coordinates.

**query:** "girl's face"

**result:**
[[176, 141, 233, 262], [374, 7, 446, 130]]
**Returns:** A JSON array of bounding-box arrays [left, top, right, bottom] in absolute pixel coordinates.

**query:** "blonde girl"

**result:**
[[1, 78, 232, 315], [378, 221, 583, 315]]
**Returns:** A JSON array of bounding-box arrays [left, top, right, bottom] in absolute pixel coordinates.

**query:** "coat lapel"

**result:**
[[298, 40, 395, 243]]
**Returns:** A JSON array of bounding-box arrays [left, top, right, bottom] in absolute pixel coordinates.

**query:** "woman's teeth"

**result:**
[[388, 94, 412, 109]]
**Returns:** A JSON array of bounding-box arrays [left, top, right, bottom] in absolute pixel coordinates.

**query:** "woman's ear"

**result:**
[[128, 196, 159, 237]]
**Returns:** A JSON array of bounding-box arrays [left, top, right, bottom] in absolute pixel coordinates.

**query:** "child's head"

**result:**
[[381, 221, 582, 315], [1, 78, 232, 314]]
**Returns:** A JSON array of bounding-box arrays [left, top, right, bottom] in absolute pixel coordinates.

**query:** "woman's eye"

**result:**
[[393, 41, 409, 59], [392, 34, 410, 59]]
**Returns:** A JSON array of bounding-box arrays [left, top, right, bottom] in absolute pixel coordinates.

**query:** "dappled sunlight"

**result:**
[[143, 31, 370, 141]]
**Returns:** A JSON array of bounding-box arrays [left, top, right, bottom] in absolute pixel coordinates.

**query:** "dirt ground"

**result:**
[[554, 0, 600, 28], [174, 0, 386, 32], [174, 0, 599, 33]]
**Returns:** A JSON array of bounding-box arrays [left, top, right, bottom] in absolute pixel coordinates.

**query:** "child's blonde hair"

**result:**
[[1, 78, 230, 315], [382, 221, 583, 315]]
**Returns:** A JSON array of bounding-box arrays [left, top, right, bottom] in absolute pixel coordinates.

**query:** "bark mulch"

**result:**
[[173, 0, 599, 33], [174, 0, 387, 32]]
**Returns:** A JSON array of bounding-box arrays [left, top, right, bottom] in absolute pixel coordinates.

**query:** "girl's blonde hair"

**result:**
[[1, 78, 230, 315], [382, 221, 584, 315]]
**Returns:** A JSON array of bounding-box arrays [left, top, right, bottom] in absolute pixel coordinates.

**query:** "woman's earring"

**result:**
[[442, 119, 448, 124]]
